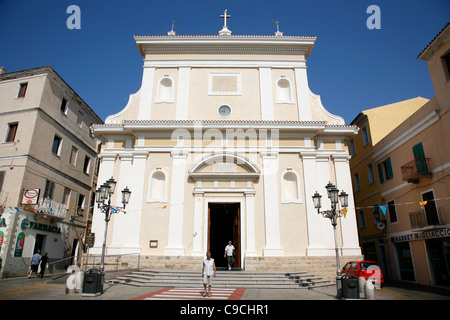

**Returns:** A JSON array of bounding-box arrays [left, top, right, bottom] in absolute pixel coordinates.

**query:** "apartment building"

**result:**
[[373, 23, 450, 287], [0, 66, 102, 278]]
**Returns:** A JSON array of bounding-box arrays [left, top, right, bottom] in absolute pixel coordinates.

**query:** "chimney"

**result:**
[[0, 66, 5, 75]]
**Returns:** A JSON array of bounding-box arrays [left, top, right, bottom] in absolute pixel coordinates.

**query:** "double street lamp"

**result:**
[[312, 182, 348, 299], [95, 177, 131, 275]]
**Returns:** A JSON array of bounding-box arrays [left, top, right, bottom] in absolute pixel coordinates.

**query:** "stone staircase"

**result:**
[[111, 269, 335, 289]]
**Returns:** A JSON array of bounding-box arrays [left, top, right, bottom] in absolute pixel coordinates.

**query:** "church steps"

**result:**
[[112, 269, 334, 289]]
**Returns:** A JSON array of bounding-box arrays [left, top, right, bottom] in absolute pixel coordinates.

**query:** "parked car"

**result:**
[[342, 261, 384, 286]]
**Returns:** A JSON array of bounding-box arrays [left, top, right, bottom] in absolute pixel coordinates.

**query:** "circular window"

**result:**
[[218, 105, 231, 117]]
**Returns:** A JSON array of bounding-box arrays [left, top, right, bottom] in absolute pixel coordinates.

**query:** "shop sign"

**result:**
[[20, 218, 61, 234], [14, 232, 25, 257], [393, 228, 450, 243], [22, 189, 40, 205], [0, 231, 4, 253]]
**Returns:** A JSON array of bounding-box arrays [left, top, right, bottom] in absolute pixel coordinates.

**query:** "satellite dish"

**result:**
[[377, 222, 385, 230]]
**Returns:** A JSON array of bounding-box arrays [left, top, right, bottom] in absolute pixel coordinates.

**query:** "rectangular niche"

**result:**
[[208, 73, 242, 95]]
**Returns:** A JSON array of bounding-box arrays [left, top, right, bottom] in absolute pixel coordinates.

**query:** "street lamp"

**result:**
[[94, 177, 131, 293], [312, 182, 348, 299]]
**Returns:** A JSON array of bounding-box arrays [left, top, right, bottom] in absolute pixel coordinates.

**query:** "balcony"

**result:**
[[35, 198, 67, 220], [401, 158, 432, 183], [409, 208, 443, 230]]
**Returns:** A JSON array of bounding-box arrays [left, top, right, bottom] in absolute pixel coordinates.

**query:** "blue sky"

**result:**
[[0, 0, 449, 124]]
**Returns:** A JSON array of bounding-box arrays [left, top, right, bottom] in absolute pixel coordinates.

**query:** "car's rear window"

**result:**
[[360, 262, 378, 270]]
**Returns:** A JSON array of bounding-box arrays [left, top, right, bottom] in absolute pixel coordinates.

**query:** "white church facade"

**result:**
[[90, 15, 362, 278]]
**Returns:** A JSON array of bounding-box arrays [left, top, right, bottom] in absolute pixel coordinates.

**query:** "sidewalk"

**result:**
[[0, 271, 449, 300]]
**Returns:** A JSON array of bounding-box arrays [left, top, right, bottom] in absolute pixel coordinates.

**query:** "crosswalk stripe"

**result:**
[[135, 287, 245, 300]]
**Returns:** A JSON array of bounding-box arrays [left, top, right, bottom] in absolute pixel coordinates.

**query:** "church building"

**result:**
[[90, 12, 362, 278]]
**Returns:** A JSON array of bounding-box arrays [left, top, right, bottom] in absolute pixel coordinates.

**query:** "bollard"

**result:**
[[364, 280, 375, 300], [358, 277, 366, 297], [65, 274, 77, 294], [75, 270, 84, 293]]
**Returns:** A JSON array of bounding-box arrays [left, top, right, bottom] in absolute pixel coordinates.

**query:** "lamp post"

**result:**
[[312, 182, 349, 299], [95, 177, 131, 279]]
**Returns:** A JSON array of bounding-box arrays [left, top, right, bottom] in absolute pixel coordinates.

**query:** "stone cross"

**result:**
[[220, 9, 231, 28]]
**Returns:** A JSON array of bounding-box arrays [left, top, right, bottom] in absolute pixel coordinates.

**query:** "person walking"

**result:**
[[28, 250, 41, 278], [224, 240, 235, 270], [202, 251, 216, 297], [39, 251, 49, 278]]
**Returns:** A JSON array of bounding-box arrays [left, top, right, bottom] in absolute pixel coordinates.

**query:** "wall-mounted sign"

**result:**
[[22, 189, 40, 205], [392, 228, 450, 243], [20, 218, 61, 234], [0, 231, 4, 253], [14, 232, 25, 257]]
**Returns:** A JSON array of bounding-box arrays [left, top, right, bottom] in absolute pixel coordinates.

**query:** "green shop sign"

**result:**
[[21, 218, 61, 234], [14, 232, 25, 257]]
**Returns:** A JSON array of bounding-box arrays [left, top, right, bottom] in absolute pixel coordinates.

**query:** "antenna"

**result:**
[[171, 19, 180, 32], [168, 19, 180, 35], [271, 19, 283, 36], [271, 19, 279, 32]]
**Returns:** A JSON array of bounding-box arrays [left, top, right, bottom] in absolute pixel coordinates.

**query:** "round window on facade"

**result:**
[[218, 105, 232, 117]]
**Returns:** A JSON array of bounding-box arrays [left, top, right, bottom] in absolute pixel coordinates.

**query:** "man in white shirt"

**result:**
[[224, 241, 235, 271], [202, 251, 216, 297]]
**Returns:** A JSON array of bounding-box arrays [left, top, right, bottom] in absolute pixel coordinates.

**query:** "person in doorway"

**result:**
[[224, 240, 235, 270], [39, 251, 49, 278], [28, 250, 41, 278], [202, 251, 216, 297]]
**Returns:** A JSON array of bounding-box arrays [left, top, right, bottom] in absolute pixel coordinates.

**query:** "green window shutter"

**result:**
[[412, 142, 428, 173], [412, 142, 425, 159], [377, 163, 385, 183], [385, 157, 394, 179]]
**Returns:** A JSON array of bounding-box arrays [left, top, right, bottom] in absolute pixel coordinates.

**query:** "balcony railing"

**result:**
[[401, 158, 432, 183], [409, 208, 442, 230], [35, 198, 67, 219]]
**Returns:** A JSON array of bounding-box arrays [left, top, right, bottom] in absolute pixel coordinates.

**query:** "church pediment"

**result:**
[[188, 152, 260, 181]]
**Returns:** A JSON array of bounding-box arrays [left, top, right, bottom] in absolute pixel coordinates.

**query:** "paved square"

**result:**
[[131, 287, 246, 300]]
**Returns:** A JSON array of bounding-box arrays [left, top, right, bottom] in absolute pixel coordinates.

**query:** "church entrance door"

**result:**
[[208, 203, 241, 269]]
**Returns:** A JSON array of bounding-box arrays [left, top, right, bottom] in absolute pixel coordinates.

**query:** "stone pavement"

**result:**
[[0, 271, 449, 301]]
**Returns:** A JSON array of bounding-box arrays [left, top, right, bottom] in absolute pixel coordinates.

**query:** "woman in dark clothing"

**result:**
[[39, 252, 49, 278]]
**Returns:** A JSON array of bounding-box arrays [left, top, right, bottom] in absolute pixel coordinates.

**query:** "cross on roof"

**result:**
[[220, 9, 230, 28]]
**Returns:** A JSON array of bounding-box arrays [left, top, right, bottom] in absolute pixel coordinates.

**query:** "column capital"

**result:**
[[171, 148, 189, 159], [118, 152, 134, 161], [259, 151, 278, 159]]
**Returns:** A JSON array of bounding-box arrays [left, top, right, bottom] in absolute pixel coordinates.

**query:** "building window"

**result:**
[[147, 169, 167, 202], [358, 208, 366, 229], [156, 76, 174, 102], [218, 105, 232, 117], [0, 171, 5, 192], [70, 146, 78, 166], [60, 98, 69, 114], [367, 162, 375, 185], [349, 139, 356, 156], [412, 142, 429, 173], [17, 83, 28, 98], [276, 77, 294, 103], [442, 51, 450, 81], [83, 156, 91, 174], [353, 171, 361, 192], [377, 157, 393, 183], [77, 194, 85, 211], [52, 135, 62, 155], [43, 180, 55, 200], [281, 169, 301, 203], [388, 200, 398, 223], [5, 122, 18, 143], [63, 187, 71, 207], [361, 125, 370, 147]]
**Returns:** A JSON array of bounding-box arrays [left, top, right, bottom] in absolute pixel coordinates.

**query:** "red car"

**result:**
[[342, 261, 384, 286]]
